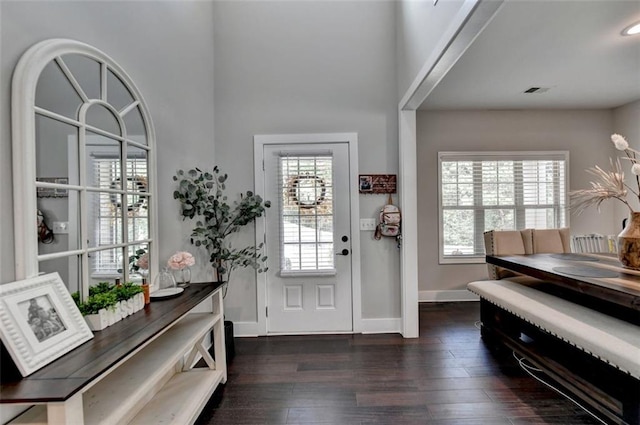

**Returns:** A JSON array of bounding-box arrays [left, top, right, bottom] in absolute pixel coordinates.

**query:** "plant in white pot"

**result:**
[[172, 166, 271, 293]]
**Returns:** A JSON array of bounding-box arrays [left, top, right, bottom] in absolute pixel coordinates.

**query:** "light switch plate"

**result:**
[[53, 221, 69, 234], [360, 218, 377, 231]]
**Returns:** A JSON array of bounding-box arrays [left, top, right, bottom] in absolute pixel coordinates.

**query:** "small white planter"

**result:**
[[83, 294, 146, 331], [84, 308, 109, 331]]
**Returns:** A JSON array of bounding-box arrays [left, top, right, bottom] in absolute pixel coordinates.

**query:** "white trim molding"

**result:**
[[397, 0, 504, 338]]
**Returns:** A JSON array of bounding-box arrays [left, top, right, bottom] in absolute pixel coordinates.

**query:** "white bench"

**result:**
[[467, 279, 640, 425]]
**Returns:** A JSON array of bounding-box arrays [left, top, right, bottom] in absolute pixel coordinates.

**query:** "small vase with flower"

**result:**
[[168, 251, 195, 286]]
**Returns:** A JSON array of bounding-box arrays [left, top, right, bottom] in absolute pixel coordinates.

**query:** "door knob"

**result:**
[[336, 249, 349, 256]]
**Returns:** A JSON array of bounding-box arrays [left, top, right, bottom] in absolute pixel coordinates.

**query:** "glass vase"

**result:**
[[175, 267, 191, 287], [154, 267, 177, 292]]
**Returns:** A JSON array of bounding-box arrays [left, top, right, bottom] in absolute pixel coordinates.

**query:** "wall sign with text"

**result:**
[[358, 174, 397, 194]]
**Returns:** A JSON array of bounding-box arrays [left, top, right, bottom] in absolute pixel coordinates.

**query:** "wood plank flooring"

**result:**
[[195, 302, 600, 424]]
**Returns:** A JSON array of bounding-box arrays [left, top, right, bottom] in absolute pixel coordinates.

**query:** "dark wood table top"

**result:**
[[0, 282, 223, 404], [486, 253, 640, 313]]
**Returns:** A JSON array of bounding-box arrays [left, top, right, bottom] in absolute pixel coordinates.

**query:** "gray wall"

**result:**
[[613, 100, 640, 217], [416, 109, 623, 296], [1, 1, 216, 286], [1, 2, 214, 421], [212, 0, 401, 322], [1, 0, 402, 332]]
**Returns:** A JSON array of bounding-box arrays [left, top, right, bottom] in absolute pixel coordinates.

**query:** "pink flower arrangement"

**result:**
[[137, 253, 149, 270], [168, 251, 195, 270]]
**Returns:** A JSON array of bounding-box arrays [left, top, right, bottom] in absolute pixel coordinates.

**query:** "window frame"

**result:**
[[438, 151, 569, 264]]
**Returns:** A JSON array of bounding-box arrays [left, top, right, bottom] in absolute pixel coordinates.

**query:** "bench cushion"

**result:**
[[467, 279, 640, 379]]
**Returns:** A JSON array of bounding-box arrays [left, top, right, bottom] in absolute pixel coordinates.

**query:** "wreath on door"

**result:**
[[287, 175, 326, 208], [109, 175, 148, 212]]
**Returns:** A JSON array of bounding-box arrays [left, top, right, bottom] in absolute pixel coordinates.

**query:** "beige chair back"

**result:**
[[484, 229, 532, 279], [484, 227, 570, 279], [531, 228, 571, 253]]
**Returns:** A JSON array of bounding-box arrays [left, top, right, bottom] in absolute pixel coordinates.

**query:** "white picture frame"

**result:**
[[0, 272, 93, 376]]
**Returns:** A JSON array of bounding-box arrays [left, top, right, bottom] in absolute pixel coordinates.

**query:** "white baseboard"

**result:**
[[233, 321, 260, 337], [419, 290, 479, 302], [359, 317, 401, 334], [232, 318, 402, 336]]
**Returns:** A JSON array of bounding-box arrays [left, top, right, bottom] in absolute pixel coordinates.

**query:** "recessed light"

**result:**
[[622, 21, 640, 36]]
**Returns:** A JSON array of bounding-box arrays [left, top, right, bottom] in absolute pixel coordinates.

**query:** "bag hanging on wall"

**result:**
[[374, 194, 401, 240]]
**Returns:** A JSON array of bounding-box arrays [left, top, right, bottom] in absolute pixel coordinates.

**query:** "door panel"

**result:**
[[264, 143, 352, 333]]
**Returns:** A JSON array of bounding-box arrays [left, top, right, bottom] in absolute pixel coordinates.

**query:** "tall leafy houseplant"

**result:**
[[173, 167, 271, 291]]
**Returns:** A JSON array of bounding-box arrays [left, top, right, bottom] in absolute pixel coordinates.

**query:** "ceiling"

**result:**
[[420, 0, 640, 110]]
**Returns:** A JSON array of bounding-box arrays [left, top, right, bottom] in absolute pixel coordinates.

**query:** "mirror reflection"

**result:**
[[63, 54, 101, 100], [122, 106, 147, 143], [35, 59, 82, 118], [15, 40, 157, 299], [35, 115, 80, 184], [107, 69, 135, 112], [85, 104, 121, 135]]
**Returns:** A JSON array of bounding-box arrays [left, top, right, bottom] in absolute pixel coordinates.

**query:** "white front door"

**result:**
[[262, 142, 352, 333]]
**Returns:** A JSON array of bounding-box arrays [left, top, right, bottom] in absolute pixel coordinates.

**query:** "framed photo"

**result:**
[[359, 175, 373, 193], [0, 273, 93, 376], [358, 174, 397, 194]]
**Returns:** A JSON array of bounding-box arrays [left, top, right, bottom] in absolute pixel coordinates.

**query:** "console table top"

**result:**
[[0, 282, 223, 403]]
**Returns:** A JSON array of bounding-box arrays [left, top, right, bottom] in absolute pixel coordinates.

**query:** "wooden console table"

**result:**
[[1, 282, 226, 425]]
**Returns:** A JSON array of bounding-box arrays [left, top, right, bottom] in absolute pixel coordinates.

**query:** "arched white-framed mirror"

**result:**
[[12, 38, 158, 300]]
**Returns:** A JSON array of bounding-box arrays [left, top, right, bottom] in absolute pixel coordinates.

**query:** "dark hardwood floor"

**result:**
[[195, 302, 600, 424]]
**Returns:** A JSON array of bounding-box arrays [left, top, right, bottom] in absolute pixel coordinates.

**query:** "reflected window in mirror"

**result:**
[[12, 39, 157, 299]]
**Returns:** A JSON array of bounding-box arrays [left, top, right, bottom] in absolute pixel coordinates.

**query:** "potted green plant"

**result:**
[[172, 166, 270, 288], [173, 166, 270, 361], [73, 282, 145, 331]]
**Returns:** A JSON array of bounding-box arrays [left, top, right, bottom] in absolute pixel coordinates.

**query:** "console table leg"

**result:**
[[213, 320, 227, 383], [47, 393, 83, 425]]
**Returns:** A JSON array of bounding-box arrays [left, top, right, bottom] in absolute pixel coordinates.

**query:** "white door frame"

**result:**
[[254, 133, 361, 336]]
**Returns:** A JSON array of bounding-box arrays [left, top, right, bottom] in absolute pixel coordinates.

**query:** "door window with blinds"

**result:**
[[438, 151, 568, 263], [279, 154, 335, 274], [88, 139, 149, 276]]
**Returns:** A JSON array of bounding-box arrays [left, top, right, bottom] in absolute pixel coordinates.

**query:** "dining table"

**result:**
[[485, 252, 640, 322]]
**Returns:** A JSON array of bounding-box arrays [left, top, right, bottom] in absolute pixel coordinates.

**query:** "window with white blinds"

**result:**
[[279, 154, 335, 273], [438, 151, 568, 263], [91, 156, 148, 274]]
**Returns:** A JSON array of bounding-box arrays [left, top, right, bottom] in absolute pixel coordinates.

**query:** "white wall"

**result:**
[[416, 109, 620, 297], [395, 0, 467, 98], [212, 0, 401, 324]]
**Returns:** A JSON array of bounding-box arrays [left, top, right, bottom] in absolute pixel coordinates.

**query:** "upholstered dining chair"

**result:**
[[483, 229, 533, 279], [484, 228, 571, 279], [531, 228, 571, 254]]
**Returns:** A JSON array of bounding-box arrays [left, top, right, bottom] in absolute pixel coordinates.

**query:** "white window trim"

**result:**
[[438, 150, 570, 264]]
